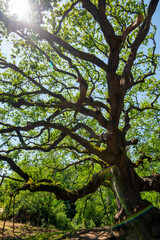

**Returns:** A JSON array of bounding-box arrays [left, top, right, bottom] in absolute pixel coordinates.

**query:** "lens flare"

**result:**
[[111, 204, 153, 229], [8, 0, 30, 20]]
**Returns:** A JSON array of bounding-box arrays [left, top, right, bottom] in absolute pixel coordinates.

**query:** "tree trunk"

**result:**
[[111, 154, 160, 240]]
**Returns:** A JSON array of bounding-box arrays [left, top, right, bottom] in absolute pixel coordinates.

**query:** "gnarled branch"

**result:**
[[18, 168, 112, 202]]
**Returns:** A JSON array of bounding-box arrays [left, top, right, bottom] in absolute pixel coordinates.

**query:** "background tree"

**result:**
[[0, 0, 160, 239]]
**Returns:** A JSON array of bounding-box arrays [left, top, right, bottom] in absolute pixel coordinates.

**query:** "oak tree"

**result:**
[[0, 0, 160, 239]]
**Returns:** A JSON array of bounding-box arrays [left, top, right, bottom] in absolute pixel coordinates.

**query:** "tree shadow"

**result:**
[[61, 227, 119, 240]]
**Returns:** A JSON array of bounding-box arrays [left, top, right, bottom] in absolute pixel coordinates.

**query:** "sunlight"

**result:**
[[8, 0, 30, 20]]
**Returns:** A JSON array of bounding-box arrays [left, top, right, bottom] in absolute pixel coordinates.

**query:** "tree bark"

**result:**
[[111, 154, 160, 239]]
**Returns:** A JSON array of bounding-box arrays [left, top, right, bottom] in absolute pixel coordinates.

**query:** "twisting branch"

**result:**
[[130, 106, 160, 118], [18, 168, 112, 202], [86, 98, 109, 112], [122, 14, 144, 42], [0, 122, 100, 152]]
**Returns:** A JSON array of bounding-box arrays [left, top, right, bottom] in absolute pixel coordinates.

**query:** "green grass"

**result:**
[[24, 231, 66, 240]]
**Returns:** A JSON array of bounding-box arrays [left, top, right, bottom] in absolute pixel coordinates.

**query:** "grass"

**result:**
[[0, 220, 119, 239], [0, 220, 66, 239], [24, 231, 66, 240]]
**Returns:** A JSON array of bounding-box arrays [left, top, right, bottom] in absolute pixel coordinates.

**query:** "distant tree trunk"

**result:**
[[111, 154, 160, 239]]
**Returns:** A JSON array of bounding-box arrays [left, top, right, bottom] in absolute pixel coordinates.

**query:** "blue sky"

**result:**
[[147, 0, 160, 56], [149, 0, 160, 79]]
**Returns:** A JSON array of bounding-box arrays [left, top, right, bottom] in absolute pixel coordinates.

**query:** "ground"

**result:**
[[62, 227, 119, 240], [0, 221, 119, 239]]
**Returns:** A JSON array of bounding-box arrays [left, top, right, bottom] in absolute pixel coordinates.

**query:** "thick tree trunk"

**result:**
[[111, 155, 160, 240]]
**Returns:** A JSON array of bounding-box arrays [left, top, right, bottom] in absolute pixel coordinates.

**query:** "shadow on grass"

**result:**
[[60, 227, 119, 240], [0, 221, 119, 240]]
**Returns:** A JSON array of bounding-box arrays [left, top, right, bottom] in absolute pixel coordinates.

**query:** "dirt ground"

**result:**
[[0, 220, 119, 239], [62, 227, 119, 240], [0, 220, 60, 239]]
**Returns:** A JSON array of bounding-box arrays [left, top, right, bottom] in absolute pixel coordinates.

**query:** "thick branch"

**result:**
[[0, 155, 30, 181], [98, 0, 106, 15], [0, 11, 107, 71], [81, 0, 121, 72], [122, 14, 144, 42], [18, 168, 111, 202], [81, 0, 119, 48]]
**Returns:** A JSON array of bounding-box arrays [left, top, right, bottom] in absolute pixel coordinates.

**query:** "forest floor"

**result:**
[[0, 220, 120, 239]]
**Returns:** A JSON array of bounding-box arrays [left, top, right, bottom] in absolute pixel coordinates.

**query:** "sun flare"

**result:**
[[8, 0, 30, 20]]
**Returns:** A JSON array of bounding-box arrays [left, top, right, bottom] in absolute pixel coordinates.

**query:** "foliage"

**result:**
[[0, 0, 160, 238], [0, 177, 116, 229]]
